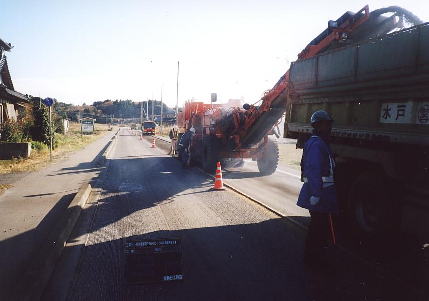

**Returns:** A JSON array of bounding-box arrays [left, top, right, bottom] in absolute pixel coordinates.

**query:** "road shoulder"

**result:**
[[0, 130, 116, 300]]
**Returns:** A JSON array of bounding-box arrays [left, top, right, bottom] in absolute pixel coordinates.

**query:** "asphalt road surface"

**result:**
[[59, 128, 418, 301]]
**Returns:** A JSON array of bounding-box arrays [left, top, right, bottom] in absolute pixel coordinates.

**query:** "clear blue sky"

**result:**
[[1, 0, 428, 107]]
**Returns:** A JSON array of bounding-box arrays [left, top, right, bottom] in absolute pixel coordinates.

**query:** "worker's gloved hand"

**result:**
[[309, 196, 320, 206]]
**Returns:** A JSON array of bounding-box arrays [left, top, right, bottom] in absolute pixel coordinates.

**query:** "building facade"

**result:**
[[0, 38, 28, 128]]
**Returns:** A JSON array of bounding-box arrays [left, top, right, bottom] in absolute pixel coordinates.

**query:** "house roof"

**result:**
[[0, 56, 15, 90], [0, 84, 28, 102], [0, 38, 12, 52], [0, 38, 28, 103]]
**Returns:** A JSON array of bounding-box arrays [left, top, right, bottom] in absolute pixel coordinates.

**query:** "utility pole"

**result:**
[[175, 61, 179, 124], [140, 101, 143, 125], [49, 105, 52, 161], [151, 99, 154, 121], [160, 87, 163, 131], [146, 99, 149, 120], [42, 97, 54, 161]]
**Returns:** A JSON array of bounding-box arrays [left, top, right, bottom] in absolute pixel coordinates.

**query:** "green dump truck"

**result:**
[[285, 22, 429, 240]]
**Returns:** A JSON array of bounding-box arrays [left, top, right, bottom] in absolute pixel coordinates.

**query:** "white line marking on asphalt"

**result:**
[[244, 160, 300, 179], [275, 169, 300, 179]]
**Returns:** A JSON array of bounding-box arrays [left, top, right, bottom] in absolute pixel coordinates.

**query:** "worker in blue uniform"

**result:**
[[178, 127, 195, 168], [297, 110, 338, 266]]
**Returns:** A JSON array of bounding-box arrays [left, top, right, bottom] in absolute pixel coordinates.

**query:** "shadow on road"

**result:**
[[0, 193, 76, 300], [0, 135, 115, 300], [65, 217, 425, 301], [47, 136, 112, 177], [65, 154, 427, 301]]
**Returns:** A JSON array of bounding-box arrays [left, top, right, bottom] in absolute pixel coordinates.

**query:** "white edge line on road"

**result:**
[[245, 160, 300, 179], [275, 169, 300, 179]]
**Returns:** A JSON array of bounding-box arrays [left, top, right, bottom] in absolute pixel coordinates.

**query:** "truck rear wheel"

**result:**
[[348, 171, 400, 237], [257, 138, 279, 176]]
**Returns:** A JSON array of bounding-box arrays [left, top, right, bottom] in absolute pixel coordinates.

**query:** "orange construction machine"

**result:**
[[177, 100, 280, 174]]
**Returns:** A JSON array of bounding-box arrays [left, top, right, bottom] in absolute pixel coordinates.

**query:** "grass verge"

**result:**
[[0, 122, 110, 174], [0, 184, 13, 194]]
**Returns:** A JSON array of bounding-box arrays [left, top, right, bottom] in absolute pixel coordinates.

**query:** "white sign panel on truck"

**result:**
[[416, 103, 429, 125], [379, 102, 413, 124]]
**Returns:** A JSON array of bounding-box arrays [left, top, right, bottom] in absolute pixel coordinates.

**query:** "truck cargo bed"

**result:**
[[289, 23, 429, 97], [286, 22, 429, 145]]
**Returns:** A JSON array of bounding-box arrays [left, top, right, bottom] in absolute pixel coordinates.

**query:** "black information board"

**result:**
[[125, 238, 183, 284]]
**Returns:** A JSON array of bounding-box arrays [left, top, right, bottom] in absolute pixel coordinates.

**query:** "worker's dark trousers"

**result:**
[[181, 148, 190, 167], [304, 211, 333, 260]]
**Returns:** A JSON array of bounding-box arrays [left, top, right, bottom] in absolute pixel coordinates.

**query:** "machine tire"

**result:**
[[347, 171, 400, 237], [202, 136, 220, 173], [257, 138, 279, 176]]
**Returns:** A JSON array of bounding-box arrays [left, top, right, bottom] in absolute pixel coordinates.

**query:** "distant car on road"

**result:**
[[142, 121, 157, 135]]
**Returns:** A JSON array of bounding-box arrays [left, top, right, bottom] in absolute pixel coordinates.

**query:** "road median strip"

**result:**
[[101, 129, 120, 163]]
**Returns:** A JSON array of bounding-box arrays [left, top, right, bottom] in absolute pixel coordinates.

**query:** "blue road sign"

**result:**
[[42, 97, 55, 106]]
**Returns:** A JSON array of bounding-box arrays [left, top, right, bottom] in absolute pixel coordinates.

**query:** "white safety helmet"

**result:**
[[189, 127, 196, 133], [310, 110, 333, 124]]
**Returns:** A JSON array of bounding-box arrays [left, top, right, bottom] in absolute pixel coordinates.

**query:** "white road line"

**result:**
[[245, 160, 300, 179], [275, 169, 300, 179]]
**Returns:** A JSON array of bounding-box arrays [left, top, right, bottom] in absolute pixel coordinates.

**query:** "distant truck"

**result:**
[[285, 21, 429, 239], [142, 121, 157, 135]]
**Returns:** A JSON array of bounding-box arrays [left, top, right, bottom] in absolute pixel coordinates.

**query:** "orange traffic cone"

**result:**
[[213, 162, 225, 190], [151, 137, 157, 148]]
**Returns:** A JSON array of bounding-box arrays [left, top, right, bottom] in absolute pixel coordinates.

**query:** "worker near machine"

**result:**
[[168, 127, 179, 156], [178, 127, 195, 168], [297, 110, 338, 266]]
